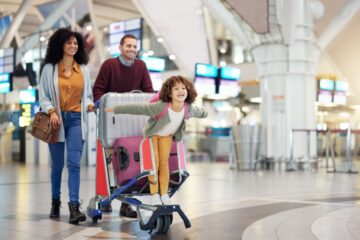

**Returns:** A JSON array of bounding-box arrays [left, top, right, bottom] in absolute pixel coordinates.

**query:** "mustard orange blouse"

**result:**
[[58, 62, 83, 112]]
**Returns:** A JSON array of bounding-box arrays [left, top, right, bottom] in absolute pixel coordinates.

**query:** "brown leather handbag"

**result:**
[[31, 112, 59, 144], [31, 66, 60, 144]]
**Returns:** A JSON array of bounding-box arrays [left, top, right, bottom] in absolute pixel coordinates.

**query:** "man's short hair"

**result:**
[[120, 34, 138, 46]]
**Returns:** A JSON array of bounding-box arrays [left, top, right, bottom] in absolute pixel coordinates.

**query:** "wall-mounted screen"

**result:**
[[108, 18, 142, 57], [319, 79, 334, 91], [318, 90, 332, 104], [194, 77, 216, 96], [19, 89, 37, 104], [218, 79, 241, 97], [220, 67, 240, 80], [195, 63, 218, 78], [0, 47, 14, 74], [335, 81, 348, 92], [141, 56, 165, 72], [333, 91, 346, 105], [0, 72, 11, 93]]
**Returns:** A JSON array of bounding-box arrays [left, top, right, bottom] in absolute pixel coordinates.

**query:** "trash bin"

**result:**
[[233, 124, 261, 170]]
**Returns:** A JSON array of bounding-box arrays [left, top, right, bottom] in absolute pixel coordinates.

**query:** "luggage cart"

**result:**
[[87, 92, 191, 234]]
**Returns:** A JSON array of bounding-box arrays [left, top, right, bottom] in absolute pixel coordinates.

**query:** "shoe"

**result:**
[[150, 193, 162, 206], [68, 202, 86, 224], [120, 203, 137, 218], [100, 203, 112, 213], [160, 194, 172, 205], [49, 198, 61, 218]]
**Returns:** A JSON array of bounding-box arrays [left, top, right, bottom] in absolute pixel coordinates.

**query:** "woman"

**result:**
[[38, 28, 94, 224]]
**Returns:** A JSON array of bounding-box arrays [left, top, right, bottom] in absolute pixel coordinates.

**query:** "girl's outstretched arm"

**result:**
[[105, 102, 164, 117]]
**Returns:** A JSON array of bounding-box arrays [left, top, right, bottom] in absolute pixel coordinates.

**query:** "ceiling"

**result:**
[[0, 0, 359, 105], [0, 0, 141, 39]]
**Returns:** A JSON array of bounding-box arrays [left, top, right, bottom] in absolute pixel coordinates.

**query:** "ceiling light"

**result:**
[[157, 37, 164, 43], [86, 25, 93, 31], [249, 97, 261, 103], [169, 54, 176, 60], [219, 61, 226, 67], [39, 36, 46, 42], [148, 50, 154, 56]]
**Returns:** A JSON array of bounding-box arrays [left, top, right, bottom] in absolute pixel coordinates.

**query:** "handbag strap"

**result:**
[[51, 65, 61, 119]]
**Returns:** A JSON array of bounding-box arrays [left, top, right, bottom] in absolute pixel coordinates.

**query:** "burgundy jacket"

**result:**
[[93, 58, 154, 102]]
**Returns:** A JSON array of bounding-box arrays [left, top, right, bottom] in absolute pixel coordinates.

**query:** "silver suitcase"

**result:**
[[98, 92, 154, 148]]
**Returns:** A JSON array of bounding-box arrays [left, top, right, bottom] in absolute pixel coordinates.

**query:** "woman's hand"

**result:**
[[87, 104, 95, 112], [50, 112, 61, 129], [104, 108, 113, 112]]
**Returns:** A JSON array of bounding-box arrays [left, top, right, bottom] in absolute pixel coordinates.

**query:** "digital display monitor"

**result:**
[[333, 91, 346, 105], [108, 18, 142, 56], [335, 81, 348, 92], [194, 77, 216, 96], [318, 90, 332, 104], [141, 56, 165, 72], [195, 63, 218, 78], [0, 47, 14, 74], [0, 73, 11, 93], [319, 79, 334, 91], [218, 79, 240, 97], [220, 67, 240, 80], [19, 89, 37, 104]]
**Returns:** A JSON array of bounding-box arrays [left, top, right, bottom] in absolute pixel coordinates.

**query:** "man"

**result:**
[[93, 34, 153, 102], [93, 34, 154, 218]]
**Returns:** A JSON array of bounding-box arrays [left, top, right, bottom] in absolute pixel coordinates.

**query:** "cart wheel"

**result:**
[[92, 216, 99, 224], [169, 214, 173, 225], [149, 216, 164, 234], [161, 215, 171, 233]]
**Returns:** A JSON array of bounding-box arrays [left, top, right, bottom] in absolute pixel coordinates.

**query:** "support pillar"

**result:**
[[252, 0, 323, 160]]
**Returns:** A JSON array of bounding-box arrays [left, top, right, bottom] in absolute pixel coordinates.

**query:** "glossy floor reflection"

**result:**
[[1, 161, 360, 239]]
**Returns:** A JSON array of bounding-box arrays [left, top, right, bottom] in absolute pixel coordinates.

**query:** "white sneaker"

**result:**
[[160, 194, 172, 205], [150, 193, 162, 206]]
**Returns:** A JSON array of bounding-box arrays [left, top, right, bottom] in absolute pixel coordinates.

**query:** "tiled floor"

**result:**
[[1, 161, 360, 239]]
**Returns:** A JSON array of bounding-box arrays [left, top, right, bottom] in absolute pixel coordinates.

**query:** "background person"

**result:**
[[93, 34, 154, 218], [38, 28, 94, 224]]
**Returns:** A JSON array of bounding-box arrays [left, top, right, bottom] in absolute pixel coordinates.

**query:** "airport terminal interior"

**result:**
[[1, 0, 360, 239]]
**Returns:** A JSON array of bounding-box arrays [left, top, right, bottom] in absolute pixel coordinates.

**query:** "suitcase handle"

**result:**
[[116, 146, 130, 170]]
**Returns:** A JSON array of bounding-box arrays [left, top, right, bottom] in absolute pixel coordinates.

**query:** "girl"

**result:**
[[39, 28, 94, 224], [105, 76, 207, 205]]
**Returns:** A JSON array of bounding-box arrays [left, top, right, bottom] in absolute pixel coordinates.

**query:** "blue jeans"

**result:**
[[49, 112, 83, 203]]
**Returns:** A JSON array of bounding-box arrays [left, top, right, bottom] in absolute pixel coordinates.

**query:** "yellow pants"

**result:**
[[148, 135, 173, 195]]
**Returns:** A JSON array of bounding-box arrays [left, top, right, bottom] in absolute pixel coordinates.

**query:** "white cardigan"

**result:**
[[38, 63, 94, 142]]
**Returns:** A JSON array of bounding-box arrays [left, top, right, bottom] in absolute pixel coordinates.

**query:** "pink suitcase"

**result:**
[[112, 136, 187, 192]]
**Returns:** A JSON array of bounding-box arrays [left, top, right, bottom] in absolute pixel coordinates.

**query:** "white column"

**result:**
[[252, 0, 322, 159]]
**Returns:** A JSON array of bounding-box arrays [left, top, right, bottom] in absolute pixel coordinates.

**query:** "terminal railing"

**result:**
[[288, 128, 359, 173]]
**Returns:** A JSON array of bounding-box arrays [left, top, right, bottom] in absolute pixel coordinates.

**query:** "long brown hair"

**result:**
[[159, 76, 197, 103]]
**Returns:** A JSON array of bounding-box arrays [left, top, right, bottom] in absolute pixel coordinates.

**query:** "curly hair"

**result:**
[[159, 76, 197, 104], [44, 28, 89, 65]]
